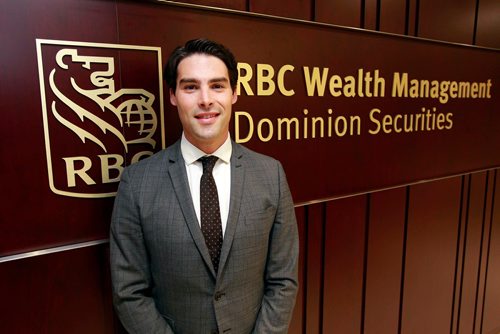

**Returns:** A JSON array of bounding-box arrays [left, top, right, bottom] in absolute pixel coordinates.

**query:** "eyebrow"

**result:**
[[178, 77, 229, 85]]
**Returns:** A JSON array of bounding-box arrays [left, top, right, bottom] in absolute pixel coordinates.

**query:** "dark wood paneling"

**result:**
[[174, 0, 247, 11], [322, 195, 367, 333], [475, 0, 500, 48], [407, 0, 419, 36], [365, 0, 409, 33], [473, 171, 496, 333], [402, 177, 462, 333], [364, 187, 406, 333], [304, 203, 326, 334], [482, 171, 500, 333], [315, 0, 362, 27], [0, 244, 114, 334], [457, 172, 487, 333], [417, 0, 476, 43], [289, 206, 307, 334], [451, 176, 468, 334], [379, 0, 408, 34], [364, 0, 378, 30], [250, 0, 312, 20]]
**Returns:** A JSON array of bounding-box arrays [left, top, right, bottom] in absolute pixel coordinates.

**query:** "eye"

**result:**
[[183, 84, 198, 91], [211, 83, 226, 90]]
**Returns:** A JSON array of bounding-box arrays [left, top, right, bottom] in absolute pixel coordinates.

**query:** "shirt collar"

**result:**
[[180, 133, 232, 165]]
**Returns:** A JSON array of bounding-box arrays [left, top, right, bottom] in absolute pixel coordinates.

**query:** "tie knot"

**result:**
[[200, 156, 218, 174]]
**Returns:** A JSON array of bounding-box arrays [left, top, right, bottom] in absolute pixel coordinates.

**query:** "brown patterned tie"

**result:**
[[199, 156, 223, 273]]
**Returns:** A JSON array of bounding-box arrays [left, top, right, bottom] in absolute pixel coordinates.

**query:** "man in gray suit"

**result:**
[[110, 39, 299, 334]]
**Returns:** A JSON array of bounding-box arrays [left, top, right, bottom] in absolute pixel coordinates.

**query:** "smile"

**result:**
[[195, 113, 219, 119]]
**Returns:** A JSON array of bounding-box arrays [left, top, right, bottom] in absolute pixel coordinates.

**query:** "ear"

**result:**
[[169, 88, 177, 106], [231, 89, 238, 104]]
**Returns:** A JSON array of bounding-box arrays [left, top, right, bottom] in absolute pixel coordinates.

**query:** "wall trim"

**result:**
[[0, 239, 109, 264]]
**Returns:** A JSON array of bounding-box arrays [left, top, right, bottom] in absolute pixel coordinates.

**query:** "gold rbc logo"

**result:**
[[37, 39, 165, 198]]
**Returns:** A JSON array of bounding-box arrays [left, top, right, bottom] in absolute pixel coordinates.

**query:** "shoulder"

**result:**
[[232, 142, 286, 180], [233, 142, 281, 166], [232, 142, 294, 205]]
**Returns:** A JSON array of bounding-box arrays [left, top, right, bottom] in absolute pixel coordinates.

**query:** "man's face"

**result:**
[[170, 54, 237, 153]]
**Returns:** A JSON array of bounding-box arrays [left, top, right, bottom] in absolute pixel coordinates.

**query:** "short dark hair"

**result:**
[[164, 38, 238, 92]]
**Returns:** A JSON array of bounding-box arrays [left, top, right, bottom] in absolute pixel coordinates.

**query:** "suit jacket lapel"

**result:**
[[167, 141, 217, 277], [218, 143, 245, 276]]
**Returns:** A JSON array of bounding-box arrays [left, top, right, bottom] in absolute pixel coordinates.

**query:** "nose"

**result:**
[[198, 86, 214, 109]]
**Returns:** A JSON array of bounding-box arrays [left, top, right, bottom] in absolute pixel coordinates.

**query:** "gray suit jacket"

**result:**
[[110, 141, 299, 334]]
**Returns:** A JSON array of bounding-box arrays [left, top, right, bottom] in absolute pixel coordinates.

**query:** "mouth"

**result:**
[[195, 113, 218, 119], [195, 112, 219, 122]]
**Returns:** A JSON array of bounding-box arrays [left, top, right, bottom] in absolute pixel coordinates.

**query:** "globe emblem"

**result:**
[[117, 95, 157, 149]]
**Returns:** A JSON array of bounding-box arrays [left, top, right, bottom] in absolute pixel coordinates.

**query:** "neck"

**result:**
[[186, 133, 229, 155], [199, 143, 222, 154]]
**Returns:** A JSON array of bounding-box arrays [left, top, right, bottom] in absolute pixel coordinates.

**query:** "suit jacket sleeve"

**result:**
[[252, 161, 299, 334], [110, 167, 174, 334]]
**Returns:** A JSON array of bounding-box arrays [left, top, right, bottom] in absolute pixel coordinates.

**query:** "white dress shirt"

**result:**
[[180, 133, 232, 236]]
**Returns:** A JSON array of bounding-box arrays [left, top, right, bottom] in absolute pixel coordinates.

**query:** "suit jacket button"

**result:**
[[214, 291, 225, 301]]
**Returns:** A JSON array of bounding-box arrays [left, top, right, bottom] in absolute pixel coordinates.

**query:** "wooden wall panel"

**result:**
[[406, 0, 419, 36], [417, 0, 476, 43], [364, 187, 406, 333], [482, 171, 500, 334], [457, 172, 488, 333], [473, 171, 497, 334], [451, 175, 468, 334], [315, 0, 362, 27], [289, 206, 307, 334], [364, 0, 378, 30], [475, 0, 500, 48], [304, 203, 326, 334], [0, 245, 114, 334], [401, 178, 462, 333], [249, 0, 312, 20], [379, 0, 408, 34], [364, 0, 409, 33], [322, 195, 367, 333]]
